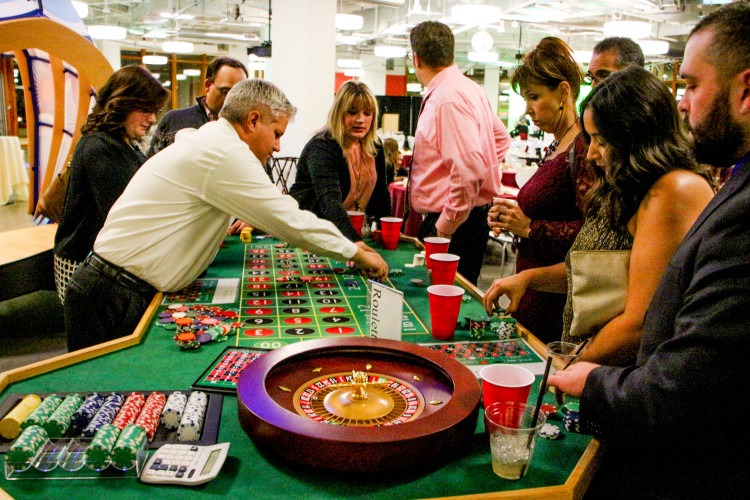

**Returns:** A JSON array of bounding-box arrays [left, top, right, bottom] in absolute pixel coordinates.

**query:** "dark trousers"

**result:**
[[418, 204, 490, 285], [64, 258, 155, 352]]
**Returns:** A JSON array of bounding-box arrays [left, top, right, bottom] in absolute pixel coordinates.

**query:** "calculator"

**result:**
[[140, 442, 230, 486]]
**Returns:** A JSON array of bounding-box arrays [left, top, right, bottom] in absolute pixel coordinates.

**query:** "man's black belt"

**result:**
[[86, 253, 156, 297]]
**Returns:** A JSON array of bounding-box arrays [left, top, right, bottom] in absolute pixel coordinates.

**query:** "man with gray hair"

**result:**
[[64, 79, 389, 351], [587, 37, 645, 86]]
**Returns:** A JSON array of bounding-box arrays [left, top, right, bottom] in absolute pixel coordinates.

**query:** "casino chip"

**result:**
[[540, 423, 561, 440]]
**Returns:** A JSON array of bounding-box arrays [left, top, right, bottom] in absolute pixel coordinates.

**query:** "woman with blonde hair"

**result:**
[[290, 81, 390, 242]]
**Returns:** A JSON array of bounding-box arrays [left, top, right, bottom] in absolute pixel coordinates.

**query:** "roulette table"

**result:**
[[0, 235, 600, 499]]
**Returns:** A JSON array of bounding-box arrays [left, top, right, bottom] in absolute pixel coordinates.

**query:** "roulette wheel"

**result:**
[[237, 338, 481, 473]]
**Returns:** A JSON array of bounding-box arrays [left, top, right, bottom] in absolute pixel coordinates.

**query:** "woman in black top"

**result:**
[[54, 65, 169, 303], [289, 81, 390, 242]]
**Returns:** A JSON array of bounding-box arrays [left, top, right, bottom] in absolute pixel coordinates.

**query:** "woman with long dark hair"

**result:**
[[485, 66, 714, 365], [54, 65, 169, 303]]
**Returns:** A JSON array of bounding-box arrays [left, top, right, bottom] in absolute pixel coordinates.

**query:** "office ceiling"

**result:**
[[77, 0, 725, 65]]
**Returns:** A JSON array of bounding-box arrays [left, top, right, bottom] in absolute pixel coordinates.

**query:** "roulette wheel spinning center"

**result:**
[[237, 338, 481, 473]]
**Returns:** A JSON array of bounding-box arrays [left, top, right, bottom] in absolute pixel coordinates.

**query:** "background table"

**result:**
[[0, 224, 57, 301], [0, 236, 599, 499], [0, 136, 28, 205]]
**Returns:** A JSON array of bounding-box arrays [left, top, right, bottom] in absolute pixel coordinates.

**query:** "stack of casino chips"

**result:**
[[20, 394, 63, 430], [82, 393, 125, 437], [160, 391, 188, 430], [111, 392, 146, 430], [177, 391, 207, 441], [110, 424, 147, 471], [155, 304, 241, 350], [84, 423, 120, 471], [43, 393, 84, 438], [6, 425, 49, 468], [70, 393, 104, 431], [0, 394, 42, 440], [134, 392, 167, 441]]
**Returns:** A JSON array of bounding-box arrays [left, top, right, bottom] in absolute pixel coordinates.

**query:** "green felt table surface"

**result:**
[[0, 236, 595, 499]]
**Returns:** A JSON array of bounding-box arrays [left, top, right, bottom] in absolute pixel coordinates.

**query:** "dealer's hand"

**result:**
[[351, 242, 388, 280], [227, 219, 251, 235]]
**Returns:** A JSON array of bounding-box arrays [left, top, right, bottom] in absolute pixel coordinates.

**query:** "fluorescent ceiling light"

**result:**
[[163, 81, 171, 87], [88, 25, 127, 40], [451, 4, 503, 26], [205, 32, 253, 41], [142, 55, 168, 65], [638, 39, 669, 55], [603, 20, 651, 39], [374, 45, 406, 58], [337, 34, 362, 45], [406, 83, 422, 92], [344, 68, 365, 77], [183, 69, 201, 76], [162, 41, 194, 54], [176, 74, 187, 81], [468, 51, 499, 63], [72, 1, 88, 19], [337, 58, 362, 69], [336, 14, 364, 31], [150, 73, 160, 80]]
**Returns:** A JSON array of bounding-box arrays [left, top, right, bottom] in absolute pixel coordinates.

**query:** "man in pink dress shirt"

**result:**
[[408, 21, 510, 285]]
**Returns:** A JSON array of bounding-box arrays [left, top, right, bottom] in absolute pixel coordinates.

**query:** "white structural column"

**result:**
[[484, 65, 500, 115], [361, 54, 386, 96], [95, 40, 121, 72], [270, 0, 336, 158]]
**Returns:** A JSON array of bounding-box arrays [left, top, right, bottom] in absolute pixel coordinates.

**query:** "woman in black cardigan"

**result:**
[[290, 81, 390, 242]]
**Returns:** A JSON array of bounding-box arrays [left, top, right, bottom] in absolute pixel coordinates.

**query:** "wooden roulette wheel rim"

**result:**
[[237, 337, 480, 473]]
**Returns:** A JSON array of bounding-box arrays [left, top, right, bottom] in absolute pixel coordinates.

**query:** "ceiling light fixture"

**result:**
[[451, 4, 503, 26], [337, 58, 362, 69], [603, 20, 651, 39], [162, 41, 194, 54], [637, 39, 669, 55], [176, 74, 187, 80], [88, 25, 127, 40], [471, 31, 493, 52], [183, 69, 201, 76], [142, 55, 168, 65], [406, 83, 422, 93], [468, 51, 499, 63], [344, 68, 365, 77], [71, 1, 89, 19], [374, 45, 406, 58], [336, 13, 364, 31]]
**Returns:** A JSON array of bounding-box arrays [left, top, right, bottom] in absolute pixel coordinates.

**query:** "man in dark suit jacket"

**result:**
[[549, 3, 750, 498], [147, 56, 247, 157]]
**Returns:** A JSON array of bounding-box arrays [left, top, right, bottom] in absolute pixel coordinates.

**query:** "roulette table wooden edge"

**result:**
[[237, 337, 481, 473], [0, 235, 602, 499]]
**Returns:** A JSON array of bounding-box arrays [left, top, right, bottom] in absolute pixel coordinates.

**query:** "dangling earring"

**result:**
[[559, 103, 564, 110]]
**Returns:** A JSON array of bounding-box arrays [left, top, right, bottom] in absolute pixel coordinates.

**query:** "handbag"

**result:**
[[34, 163, 70, 222], [569, 249, 631, 339]]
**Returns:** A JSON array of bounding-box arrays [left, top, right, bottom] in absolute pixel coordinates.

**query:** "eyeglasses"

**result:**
[[212, 82, 232, 96], [584, 70, 613, 86]]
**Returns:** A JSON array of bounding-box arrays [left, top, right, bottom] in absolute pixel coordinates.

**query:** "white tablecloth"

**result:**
[[0, 136, 28, 204]]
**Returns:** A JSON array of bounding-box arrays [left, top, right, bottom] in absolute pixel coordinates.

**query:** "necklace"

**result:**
[[540, 119, 578, 165]]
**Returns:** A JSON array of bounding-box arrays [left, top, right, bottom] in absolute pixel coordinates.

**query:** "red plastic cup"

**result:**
[[479, 364, 535, 408], [429, 253, 460, 285], [427, 284, 464, 340], [347, 211, 365, 236], [380, 217, 402, 250], [423, 236, 450, 270]]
